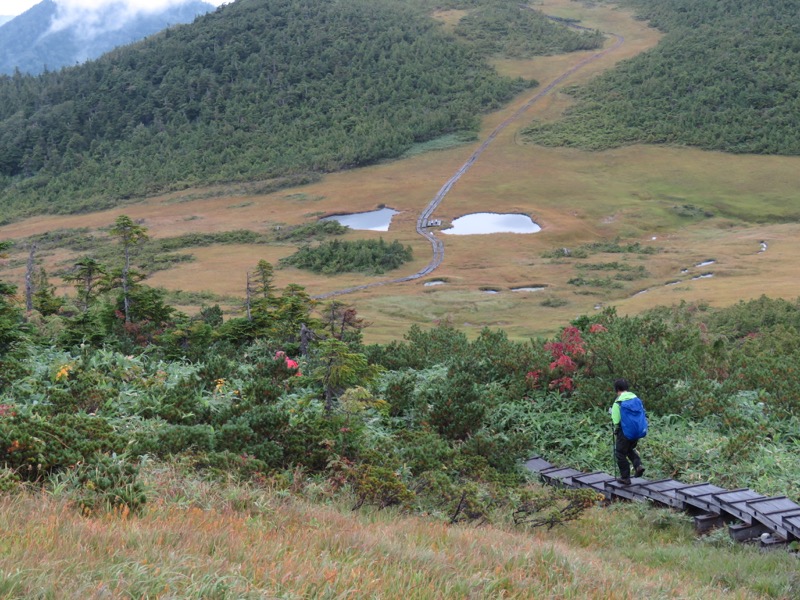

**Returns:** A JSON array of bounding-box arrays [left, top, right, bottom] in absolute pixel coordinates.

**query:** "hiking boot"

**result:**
[[634, 466, 646, 478], [615, 477, 631, 485]]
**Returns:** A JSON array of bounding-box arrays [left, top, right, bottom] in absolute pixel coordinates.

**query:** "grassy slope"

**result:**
[[0, 467, 795, 599], [1, 0, 800, 346]]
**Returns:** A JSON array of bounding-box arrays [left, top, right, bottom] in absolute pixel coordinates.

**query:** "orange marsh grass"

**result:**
[[0, 466, 792, 599], [3, 0, 800, 343]]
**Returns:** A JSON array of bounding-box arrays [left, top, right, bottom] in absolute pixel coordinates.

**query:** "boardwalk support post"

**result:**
[[693, 513, 724, 533], [728, 522, 771, 542]]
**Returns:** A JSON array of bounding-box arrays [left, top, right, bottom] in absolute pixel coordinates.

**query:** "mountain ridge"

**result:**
[[0, 0, 216, 75]]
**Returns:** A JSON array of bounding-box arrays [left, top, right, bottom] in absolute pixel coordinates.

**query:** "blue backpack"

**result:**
[[618, 396, 648, 440]]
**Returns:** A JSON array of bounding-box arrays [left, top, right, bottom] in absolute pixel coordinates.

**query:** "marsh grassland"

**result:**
[[2, 0, 799, 343], [0, 464, 795, 599]]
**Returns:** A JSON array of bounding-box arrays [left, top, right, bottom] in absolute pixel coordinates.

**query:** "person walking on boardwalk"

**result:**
[[610, 378, 648, 485]]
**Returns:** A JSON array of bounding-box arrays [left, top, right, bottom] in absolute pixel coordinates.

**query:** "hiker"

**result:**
[[610, 378, 647, 485], [275, 350, 301, 376]]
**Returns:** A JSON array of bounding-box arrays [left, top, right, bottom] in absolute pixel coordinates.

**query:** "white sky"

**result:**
[[2, 0, 228, 17]]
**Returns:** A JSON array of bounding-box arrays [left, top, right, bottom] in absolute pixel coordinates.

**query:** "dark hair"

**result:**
[[614, 378, 629, 392]]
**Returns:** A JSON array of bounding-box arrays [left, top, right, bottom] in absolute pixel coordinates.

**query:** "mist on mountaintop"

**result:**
[[0, 0, 217, 74]]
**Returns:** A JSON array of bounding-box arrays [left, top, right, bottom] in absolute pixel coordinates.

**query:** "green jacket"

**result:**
[[610, 391, 637, 426]]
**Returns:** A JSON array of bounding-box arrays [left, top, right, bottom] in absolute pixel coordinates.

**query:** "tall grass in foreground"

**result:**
[[0, 464, 796, 599]]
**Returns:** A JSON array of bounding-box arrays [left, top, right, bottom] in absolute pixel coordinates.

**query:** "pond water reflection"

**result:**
[[320, 207, 399, 231], [442, 213, 541, 235]]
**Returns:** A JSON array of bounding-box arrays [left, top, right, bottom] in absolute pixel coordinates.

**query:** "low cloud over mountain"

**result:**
[[0, 0, 216, 75]]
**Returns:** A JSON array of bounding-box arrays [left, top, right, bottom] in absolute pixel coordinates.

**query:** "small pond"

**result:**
[[423, 280, 446, 287], [441, 213, 541, 235], [320, 207, 399, 231], [511, 286, 546, 292]]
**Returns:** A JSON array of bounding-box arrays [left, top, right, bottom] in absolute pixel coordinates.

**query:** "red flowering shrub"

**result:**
[[527, 326, 595, 393]]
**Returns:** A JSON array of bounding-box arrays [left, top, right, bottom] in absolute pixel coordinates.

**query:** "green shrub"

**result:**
[[281, 238, 413, 275], [377, 429, 455, 474], [454, 0, 603, 58], [540, 296, 569, 308], [567, 276, 623, 289], [129, 423, 215, 458], [0, 413, 123, 481], [423, 367, 487, 441], [274, 221, 347, 241], [190, 451, 271, 482], [0, 467, 21, 493], [379, 369, 428, 417], [348, 464, 415, 510], [64, 453, 146, 516]]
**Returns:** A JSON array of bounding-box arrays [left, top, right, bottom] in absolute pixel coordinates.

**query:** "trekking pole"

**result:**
[[611, 425, 618, 479]]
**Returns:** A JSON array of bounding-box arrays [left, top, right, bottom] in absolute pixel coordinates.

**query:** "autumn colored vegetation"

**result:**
[[3, 223, 800, 596], [1, 0, 800, 595]]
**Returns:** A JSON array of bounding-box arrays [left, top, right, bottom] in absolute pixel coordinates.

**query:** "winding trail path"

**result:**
[[314, 30, 624, 300]]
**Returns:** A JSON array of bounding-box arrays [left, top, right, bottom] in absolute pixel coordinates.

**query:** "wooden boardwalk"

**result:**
[[524, 456, 800, 548]]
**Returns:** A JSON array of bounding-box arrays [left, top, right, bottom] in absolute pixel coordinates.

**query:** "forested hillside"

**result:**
[[0, 0, 215, 76], [0, 0, 552, 223], [452, 0, 604, 58], [523, 0, 800, 154]]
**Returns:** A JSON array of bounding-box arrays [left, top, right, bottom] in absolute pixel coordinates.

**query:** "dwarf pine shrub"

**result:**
[[65, 453, 146, 516]]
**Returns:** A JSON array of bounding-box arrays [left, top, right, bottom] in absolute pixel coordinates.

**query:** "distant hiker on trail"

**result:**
[[610, 378, 647, 485], [275, 350, 301, 376]]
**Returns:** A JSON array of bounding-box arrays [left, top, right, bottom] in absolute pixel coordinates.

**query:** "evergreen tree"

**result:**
[[312, 338, 380, 411], [109, 215, 148, 323], [63, 257, 106, 313], [32, 267, 63, 316], [0, 242, 25, 386], [322, 300, 368, 347], [270, 284, 317, 343], [253, 260, 275, 300], [250, 259, 276, 323]]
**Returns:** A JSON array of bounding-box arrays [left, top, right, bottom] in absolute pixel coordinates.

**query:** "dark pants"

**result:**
[[615, 430, 642, 479]]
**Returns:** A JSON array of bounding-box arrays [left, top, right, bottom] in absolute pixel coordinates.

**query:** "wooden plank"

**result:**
[[603, 478, 649, 502], [782, 514, 800, 540], [713, 488, 755, 503], [571, 472, 616, 497], [639, 479, 691, 509], [524, 456, 553, 473], [754, 509, 800, 541], [748, 496, 800, 515], [539, 467, 582, 487], [539, 466, 567, 475], [672, 482, 714, 495], [572, 472, 616, 487], [623, 477, 673, 505], [712, 489, 765, 525], [723, 498, 765, 525], [675, 483, 728, 499], [675, 483, 728, 513], [745, 497, 800, 539]]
